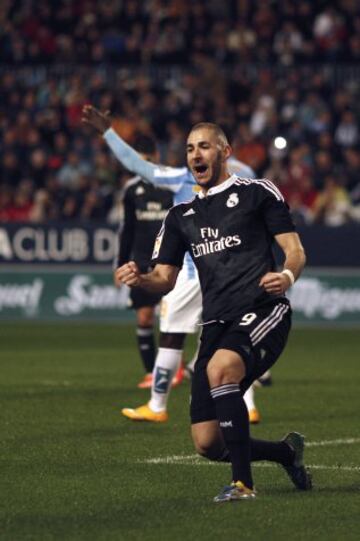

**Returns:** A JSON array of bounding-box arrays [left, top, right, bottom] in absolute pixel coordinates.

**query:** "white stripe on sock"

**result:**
[[210, 384, 240, 399]]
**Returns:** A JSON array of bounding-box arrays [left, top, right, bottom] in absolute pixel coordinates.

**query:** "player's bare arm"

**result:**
[[81, 105, 112, 134], [116, 262, 179, 294], [259, 232, 306, 295]]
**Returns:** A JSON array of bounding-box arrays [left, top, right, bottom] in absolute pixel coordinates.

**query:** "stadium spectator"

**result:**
[[0, 0, 360, 224], [5, 180, 35, 222], [57, 152, 91, 190], [334, 111, 359, 148], [344, 148, 360, 194], [312, 176, 354, 226]]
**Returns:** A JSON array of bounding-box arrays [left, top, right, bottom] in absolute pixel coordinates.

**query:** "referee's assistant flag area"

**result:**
[[1, 324, 359, 541]]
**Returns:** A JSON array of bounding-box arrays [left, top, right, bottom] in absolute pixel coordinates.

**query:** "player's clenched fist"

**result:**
[[115, 261, 142, 287], [259, 272, 291, 295]]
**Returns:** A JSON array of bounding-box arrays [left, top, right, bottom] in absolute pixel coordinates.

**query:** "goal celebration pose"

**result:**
[[116, 122, 312, 502]]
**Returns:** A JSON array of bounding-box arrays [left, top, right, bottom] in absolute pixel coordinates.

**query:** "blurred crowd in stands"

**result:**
[[1, 0, 360, 226]]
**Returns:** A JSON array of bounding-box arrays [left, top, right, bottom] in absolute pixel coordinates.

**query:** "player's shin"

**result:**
[[149, 348, 182, 412], [210, 384, 253, 489], [136, 326, 156, 373]]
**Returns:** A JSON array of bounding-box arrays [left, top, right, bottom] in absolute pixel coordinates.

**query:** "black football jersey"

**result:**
[[152, 175, 295, 322], [117, 176, 173, 269]]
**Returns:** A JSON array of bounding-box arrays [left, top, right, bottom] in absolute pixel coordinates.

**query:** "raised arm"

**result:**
[[259, 232, 306, 295], [82, 105, 158, 180], [82, 105, 187, 190]]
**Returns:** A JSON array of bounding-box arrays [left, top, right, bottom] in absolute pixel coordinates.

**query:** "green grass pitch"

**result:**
[[1, 323, 359, 541]]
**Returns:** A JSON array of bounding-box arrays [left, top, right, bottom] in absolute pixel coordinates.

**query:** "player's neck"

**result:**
[[201, 170, 231, 195]]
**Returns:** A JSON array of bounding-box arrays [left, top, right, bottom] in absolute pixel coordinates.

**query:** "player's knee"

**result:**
[[137, 308, 155, 327], [207, 353, 246, 387], [193, 438, 222, 461], [137, 315, 154, 327]]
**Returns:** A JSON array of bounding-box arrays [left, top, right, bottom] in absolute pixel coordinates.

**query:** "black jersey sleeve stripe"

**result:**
[[235, 178, 284, 202]]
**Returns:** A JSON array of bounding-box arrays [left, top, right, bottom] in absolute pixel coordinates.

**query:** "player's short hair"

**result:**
[[133, 134, 157, 155], [190, 122, 229, 147]]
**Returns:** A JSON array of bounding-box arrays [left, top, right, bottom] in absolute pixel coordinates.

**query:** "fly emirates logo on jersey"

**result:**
[[191, 227, 241, 258]]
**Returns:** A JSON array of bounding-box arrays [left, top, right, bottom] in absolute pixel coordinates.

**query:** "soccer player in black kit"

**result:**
[[115, 134, 173, 388], [117, 123, 312, 502]]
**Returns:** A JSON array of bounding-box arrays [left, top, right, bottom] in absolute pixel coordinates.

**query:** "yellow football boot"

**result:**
[[248, 408, 261, 424], [121, 402, 168, 423]]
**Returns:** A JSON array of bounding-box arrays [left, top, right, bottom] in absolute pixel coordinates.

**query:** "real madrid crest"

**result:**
[[226, 193, 239, 208]]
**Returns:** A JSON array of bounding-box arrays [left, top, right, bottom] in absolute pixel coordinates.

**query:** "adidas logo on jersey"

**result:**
[[183, 208, 195, 216]]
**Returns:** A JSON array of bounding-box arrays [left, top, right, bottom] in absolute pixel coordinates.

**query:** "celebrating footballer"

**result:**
[[116, 122, 312, 503]]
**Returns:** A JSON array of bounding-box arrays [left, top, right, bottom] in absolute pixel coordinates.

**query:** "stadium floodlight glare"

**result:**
[[274, 136, 287, 150]]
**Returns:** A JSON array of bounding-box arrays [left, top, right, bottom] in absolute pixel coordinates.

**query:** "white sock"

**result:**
[[243, 384, 256, 411], [149, 348, 182, 412]]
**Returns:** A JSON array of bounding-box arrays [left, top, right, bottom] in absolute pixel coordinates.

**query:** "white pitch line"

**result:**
[[306, 464, 360, 472], [143, 457, 360, 472], [145, 455, 198, 464], [306, 437, 360, 447], [142, 437, 360, 471]]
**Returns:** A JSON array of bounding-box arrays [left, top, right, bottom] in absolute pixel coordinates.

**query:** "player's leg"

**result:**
[[149, 273, 202, 412], [243, 384, 260, 424], [135, 305, 157, 388], [148, 331, 186, 412], [189, 324, 255, 500], [191, 420, 310, 491], [207, 348, 255, 494], [242, 303, 312, 490], [121, 269, 202, 422], [215, 304, 296, 496], [191, 420, 228, 461], [191, 305, 312, 501], [129, 287, 162, 389], [188, 335, 261, 425], [121, 332, 186, 422]]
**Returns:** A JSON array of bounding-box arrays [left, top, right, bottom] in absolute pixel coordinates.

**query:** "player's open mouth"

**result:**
[[193, 164, 209, 179]]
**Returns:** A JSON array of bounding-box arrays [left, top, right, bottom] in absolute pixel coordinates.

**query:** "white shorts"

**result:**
[[159, 267, 202, 333]]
